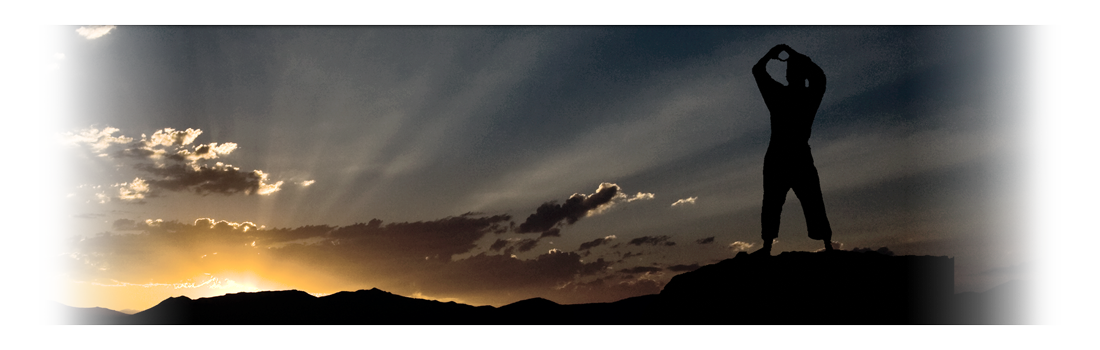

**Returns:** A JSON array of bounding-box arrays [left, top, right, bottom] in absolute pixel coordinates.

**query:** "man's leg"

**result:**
[[759, 166, 788, 255], [793, 163, 832, 250]]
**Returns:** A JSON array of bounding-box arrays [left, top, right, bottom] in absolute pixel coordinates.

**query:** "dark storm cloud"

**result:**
[[516, 183, 621, 235], [851, 247, 895, 256], [985, 258, 1060, 275], [619, 266, 663, 274], [578, 235, 617, 251], [695, 237, 715, 245], [627, 235, 675, 247], [667, 264, 700, 272], [69, 213, 107, 219], [135, 163, 281, 196]]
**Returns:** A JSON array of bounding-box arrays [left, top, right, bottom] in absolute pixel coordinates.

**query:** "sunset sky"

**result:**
[[46, 26, 1031, 312]]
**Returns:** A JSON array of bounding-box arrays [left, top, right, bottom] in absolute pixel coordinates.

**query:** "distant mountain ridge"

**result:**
[[59, 250, 1027, 324]]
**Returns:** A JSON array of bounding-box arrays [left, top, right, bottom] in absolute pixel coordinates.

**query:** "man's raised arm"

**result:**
[[754, 44, 788, 102]]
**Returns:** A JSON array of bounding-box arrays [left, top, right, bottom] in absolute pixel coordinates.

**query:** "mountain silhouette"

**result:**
[[56, 303, 132, 325], [59, 250, 1026, 324]]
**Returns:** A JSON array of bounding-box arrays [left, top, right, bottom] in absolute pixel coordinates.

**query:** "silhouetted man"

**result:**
[[752, 44, 832, 255]]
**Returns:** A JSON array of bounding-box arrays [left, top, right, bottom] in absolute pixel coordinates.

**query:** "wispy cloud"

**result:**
[[618, 192, 655, 203], [578, 235, 617, 251], [671, 197, 698, 207], [627, 235, 675, 247], [728, 241, 755, 252], [66, 127, 133, 153], [75, 25, 116, 40]]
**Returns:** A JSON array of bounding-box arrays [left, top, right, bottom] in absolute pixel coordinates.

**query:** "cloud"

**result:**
[[116, 178, 149, 201], [515, 182, 622, 235], [67, 213, 106, 219], [40, 62, 59, 74], [667, 264, 700, 272], [75, 25, 116, 40], [69, 126, 291, 198], [616, 192, 655, 203], [851, 247, 894, 256], [619, 266, 663, 274], [728, 241, 755, 252], [489, 239, 509, 252], [147, 128, 202, 147], [113, 128, 205, 163], [74, 213, 511, 278], [695, 236, 715, 244], [578, 235, 617, 251], [169, 142, 238, 164], [671, 197, 698, 207], [627, 235, 675, 247], [985, 258, 1060, 275], [66, 127, 133, 152], [136, 164, 283, 196], [299, 180, 316, 187], [116, 147, 165, 160], [514, 238, 539, 253], [538, 228, 562, 239]]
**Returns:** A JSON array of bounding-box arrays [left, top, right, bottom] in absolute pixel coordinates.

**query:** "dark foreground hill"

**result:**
[[59, 250, 1027, 325]]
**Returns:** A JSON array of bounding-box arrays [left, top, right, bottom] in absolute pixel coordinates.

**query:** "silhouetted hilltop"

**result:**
[[660, 249, 954, 301], [123, 287, 492, 325], [56, 303, 132, 325], [660, 250, 954, 324], [60, 250, 1025, 324]]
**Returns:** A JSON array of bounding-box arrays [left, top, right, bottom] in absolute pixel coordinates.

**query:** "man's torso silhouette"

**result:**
[[752, 45, 832, 253]]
